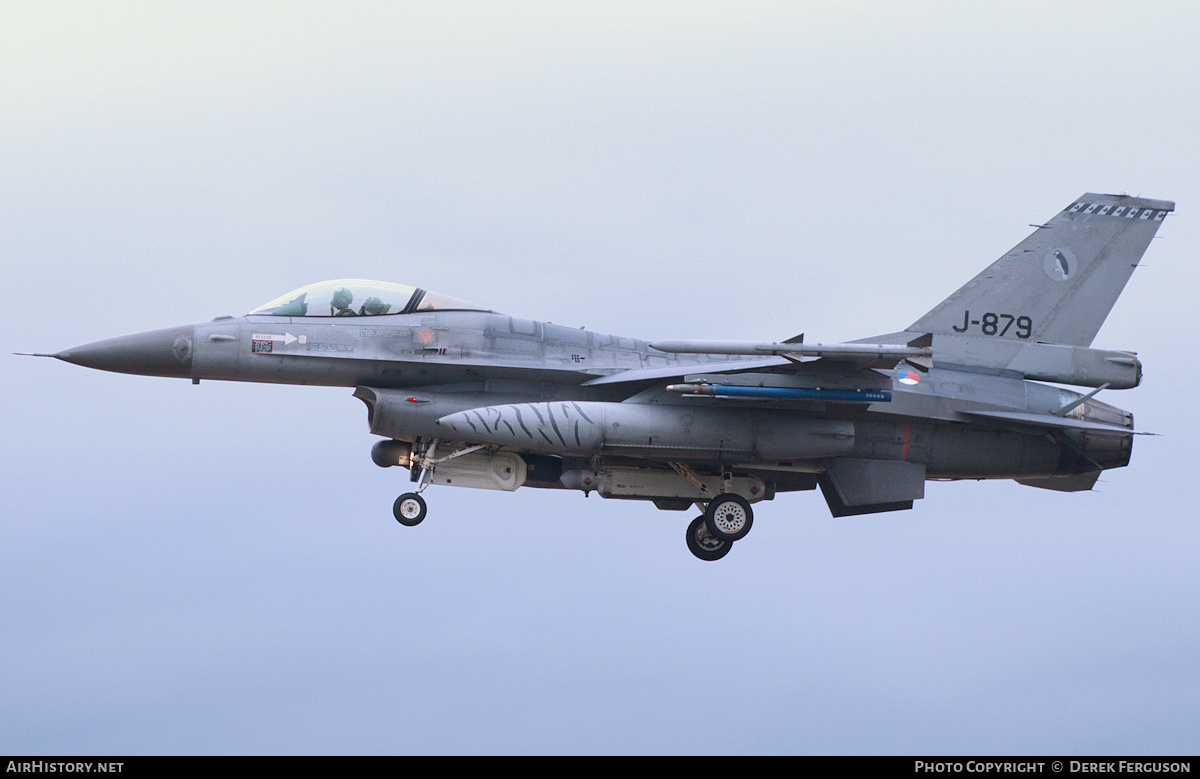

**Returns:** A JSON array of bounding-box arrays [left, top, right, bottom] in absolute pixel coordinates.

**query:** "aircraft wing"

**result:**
[[579, 355, 792, 387], [582, 338, 930, 388]]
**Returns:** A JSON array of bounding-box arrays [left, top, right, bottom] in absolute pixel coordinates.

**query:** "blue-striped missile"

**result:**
[[666, 383, 891, 403]]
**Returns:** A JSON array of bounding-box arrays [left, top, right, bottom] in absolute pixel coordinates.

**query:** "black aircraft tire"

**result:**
[[704, 493, 753, 542], [393, 493, 427, 526], [687, 516, 732, 561]]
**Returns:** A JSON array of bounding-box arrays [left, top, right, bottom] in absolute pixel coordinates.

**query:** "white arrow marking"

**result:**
[[252, 333, 306, 345]]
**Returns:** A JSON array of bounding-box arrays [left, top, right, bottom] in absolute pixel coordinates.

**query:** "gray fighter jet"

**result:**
[[32, 193, 1171, 560]]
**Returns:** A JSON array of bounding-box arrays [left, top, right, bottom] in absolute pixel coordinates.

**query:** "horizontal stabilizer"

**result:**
[[1015, 472, 1101, 493], [957, 409, 1133, 434]]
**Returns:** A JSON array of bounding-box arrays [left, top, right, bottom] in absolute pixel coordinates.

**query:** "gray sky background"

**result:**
[[3, 1, 1198, 755]]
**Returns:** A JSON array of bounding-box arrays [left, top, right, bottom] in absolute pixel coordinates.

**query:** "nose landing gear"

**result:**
[[384, 439, 491, 529]]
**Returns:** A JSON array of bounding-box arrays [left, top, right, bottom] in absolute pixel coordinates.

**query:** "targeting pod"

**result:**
[[371, 439, 413, 468]]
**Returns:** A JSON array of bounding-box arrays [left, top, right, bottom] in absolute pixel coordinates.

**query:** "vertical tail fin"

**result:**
[[909, 193, 1172, 347]]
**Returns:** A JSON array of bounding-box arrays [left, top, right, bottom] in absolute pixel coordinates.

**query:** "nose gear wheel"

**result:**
[[393, 492, 427, 526]]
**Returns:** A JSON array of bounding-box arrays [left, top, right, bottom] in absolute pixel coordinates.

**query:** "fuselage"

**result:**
[[55, 307, 1133, 485]]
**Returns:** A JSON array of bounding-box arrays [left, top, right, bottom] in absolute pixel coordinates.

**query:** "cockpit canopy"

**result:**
[[250, 279, 489, 317]]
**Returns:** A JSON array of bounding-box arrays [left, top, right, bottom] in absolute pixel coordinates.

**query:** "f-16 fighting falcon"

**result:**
[[29, 193, 1171, 560]]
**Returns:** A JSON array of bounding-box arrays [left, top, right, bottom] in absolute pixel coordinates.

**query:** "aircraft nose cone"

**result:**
[[55, 324, 195, 379]]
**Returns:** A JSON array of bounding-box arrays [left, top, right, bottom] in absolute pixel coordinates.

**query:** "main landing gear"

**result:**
[[704, 493, 753, 542], [686, 516, 731, 561], [686, 492, 755, 561]]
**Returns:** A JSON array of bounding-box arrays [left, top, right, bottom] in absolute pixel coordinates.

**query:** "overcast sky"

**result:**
[[3, 1, 1198, 755]]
